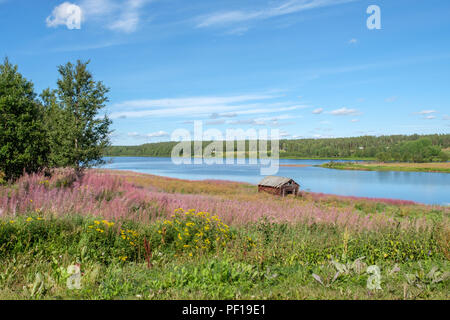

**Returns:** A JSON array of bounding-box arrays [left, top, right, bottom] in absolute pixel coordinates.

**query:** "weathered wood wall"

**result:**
[[258, 184, 300, 196], [258, 185, 282, 195]]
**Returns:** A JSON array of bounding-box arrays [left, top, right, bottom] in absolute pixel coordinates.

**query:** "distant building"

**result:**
[[258, 176, 300, 197]]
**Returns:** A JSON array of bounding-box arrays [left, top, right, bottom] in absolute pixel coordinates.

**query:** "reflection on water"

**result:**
[[100, 157, 449, 205]]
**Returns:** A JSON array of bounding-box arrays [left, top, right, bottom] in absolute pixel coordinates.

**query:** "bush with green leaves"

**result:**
[[157, 208, 232, 256], [0, 216, 141, 265]]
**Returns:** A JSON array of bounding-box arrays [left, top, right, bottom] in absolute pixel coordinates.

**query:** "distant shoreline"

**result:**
[[320, 161, 450, 173], [104, 155, 375, 161]]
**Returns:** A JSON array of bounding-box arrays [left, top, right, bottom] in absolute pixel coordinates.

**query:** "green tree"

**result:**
[[395, 138, 441, 163], [43, 60, 112, 173], [0, 58, 49, 180], [376, 152, 390, 162], [438, 151, 449, 162]]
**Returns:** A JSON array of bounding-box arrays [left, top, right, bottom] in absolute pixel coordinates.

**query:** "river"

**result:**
[[100, 157, 449, 205]]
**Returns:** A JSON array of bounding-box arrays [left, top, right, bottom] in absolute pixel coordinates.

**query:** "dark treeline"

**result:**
[[106, 134, 450, 162], [0, 58, 111, 181]]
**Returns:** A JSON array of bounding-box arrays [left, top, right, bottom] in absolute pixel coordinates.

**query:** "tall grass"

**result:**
[[0, 170, 446, 234], [0, 169, 448, 300]]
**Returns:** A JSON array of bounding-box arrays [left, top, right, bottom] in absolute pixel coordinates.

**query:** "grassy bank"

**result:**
[[0, 170, 448, 299], [320, 161, 450, 173]]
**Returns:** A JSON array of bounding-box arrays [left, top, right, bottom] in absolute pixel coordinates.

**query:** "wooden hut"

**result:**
[[258, 176, 300, 197]]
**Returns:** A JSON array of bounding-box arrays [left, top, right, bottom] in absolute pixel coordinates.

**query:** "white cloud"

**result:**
[[210, 112, 237, 119], [312, 134, 334, 138], [385, 96, 398, 103], [228, 114, 293, 126], [109, 93, 289, 119], [46, 2, 82, 30], [205, 119, 226, 125], [80, 0, 116, 17], [348, 38, 357, 44], [50, 40, 125, 52], [312, 107, 323, 114], [329, 107, 360, 116], [197, 0, 357, 28], [351, 119, 360, 122], [415, 110, 437, 115], [147, 130, 169, 138], [279, 130, 291, 137], [443, 115, 450, 120], [108, 0, 148, 33], [46, 0, 150, 33], [222, 112, 238, 118], [113, 94, 278, 109], [225, 27, 249, 36], [126, 130, 169, 141], [229, 105, 303, 117], [424, 115, 436, 120]]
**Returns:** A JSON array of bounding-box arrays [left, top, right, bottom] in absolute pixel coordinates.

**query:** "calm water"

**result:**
[[100, 157, 449, 205]]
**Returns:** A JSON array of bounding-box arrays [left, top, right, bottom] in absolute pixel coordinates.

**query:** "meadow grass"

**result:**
[[0, 169, 448, 300]]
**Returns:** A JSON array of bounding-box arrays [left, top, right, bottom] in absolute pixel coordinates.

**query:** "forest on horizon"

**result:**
[[105, 134, 450, 162]]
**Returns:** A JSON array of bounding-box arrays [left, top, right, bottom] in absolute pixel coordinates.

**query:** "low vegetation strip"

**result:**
[[321, 161, 450, 173], [0, 169, 448, 299]]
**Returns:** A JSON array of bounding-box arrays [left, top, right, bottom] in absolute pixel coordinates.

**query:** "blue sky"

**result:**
[[1, 0, 449, 145]]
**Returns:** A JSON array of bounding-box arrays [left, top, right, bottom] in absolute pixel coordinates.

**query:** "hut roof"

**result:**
[[258, 176, 297, 188]]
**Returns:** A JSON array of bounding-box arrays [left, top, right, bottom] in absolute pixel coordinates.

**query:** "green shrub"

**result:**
[[157, 208, 232, 256]]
